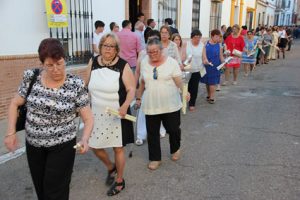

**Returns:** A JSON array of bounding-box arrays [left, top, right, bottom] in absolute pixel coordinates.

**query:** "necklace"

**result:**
[[101, 56, 117, 66]]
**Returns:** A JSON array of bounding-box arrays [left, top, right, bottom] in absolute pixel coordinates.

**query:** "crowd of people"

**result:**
[[4, 12, 296, 199]]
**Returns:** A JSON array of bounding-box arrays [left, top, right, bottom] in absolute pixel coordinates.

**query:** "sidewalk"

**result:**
[[0, 119, 26, 156]]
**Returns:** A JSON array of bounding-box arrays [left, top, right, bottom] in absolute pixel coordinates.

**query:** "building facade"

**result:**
[[0, 0, 259, 119], [274, 0, 296, 25]]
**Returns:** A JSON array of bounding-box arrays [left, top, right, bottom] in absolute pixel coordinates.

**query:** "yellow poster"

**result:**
[[45, 0, 68, 28]]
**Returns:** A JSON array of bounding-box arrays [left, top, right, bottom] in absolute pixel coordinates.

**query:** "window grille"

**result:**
[[209, 2, 222, 31], [157, 0, 178, 29], [192, 0, 201, 30], [49, 0, 94, 66]]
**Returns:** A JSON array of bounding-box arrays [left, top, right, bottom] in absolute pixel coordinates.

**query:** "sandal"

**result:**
[[206, 96, 210, 101], [105, 164, 116, 186], [208, 99, 215, 104], [107, 179, 125, 196], [189, 106, 196, 112]]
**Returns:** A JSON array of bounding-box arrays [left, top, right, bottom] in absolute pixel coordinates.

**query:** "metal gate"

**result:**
[[49, 0, 94, 66]]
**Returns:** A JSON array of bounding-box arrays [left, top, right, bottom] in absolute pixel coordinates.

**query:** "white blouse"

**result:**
[[186, 41, 204, 73], [140, 56, 183, 115]]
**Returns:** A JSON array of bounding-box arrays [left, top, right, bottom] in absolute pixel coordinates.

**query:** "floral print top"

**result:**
[[18, 69, 89, 147]]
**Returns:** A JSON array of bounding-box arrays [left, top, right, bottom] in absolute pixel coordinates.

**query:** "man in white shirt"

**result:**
[[93, 20, 105, 57], [135, 21, 146, 50]]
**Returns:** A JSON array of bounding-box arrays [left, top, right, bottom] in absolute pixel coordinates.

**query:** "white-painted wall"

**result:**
[[221, 0, 232, 27], [256, 3, 267, 26], [92, 0, 125, 33], [265, 6, 276, 26], [0, 0, 126, 56], [0, 0, 49, 55], [199, 0, 212, 38], [242, 0, 256, 26], [178, 0, 193, 39]]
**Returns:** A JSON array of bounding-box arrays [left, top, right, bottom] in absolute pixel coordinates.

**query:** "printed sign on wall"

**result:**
[[45, 0, 68, 28]]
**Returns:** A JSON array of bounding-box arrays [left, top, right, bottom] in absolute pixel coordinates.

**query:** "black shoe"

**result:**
[[105, 164, 116, 186], [107, 179, 125, 196], [208, 99, 215, 104]]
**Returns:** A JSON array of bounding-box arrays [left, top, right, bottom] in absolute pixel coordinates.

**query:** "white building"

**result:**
[[265, 0, 276, 26], [274, 0, 295, 25], [1, 0, 260, 59], [0, 0, 126, 57]]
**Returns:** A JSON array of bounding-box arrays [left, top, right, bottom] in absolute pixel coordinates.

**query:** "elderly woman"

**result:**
[[224, 24, 245, 85], [136, 38, 189, 170], [86, 33, 135, 196], [135, 30, 167, 146], [201, 29, 225, 104], [160, 25, 183, 68], [185, 29, 204, 111], [4, 38, 94, 200], [242, 30, 258, 76]]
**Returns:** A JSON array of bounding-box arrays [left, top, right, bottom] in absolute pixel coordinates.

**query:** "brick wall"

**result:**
[[0, 55, 89, 120]]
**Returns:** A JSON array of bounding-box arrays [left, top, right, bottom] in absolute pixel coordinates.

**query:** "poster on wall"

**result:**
[[45, 0, 68, 28]]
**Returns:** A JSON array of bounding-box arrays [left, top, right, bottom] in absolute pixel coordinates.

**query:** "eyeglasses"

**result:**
[[153, 67, 158, 80], [102, 44, 116, 49], [147, 50, 159, 55], [45, 62, 65, 71]]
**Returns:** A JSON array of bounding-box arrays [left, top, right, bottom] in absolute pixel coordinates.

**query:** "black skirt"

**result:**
[[278, 38, 288, 48]]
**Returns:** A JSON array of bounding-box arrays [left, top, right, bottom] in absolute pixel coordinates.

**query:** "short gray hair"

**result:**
[[146, 38, 163, 50]]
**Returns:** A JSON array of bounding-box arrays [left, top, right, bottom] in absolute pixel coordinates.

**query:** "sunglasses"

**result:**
[[153, 67, 158, 80]]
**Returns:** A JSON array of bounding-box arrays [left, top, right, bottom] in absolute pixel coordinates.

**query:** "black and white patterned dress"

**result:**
[[88, 57, 134, 148], [18, 69, 89, 147]]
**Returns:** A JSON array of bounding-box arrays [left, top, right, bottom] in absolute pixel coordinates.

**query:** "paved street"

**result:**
[[1, 40, 300, 200]]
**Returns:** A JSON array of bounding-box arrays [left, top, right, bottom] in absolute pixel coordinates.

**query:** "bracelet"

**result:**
[[5, 132, 16, 137], [136, 98, 141, 101]]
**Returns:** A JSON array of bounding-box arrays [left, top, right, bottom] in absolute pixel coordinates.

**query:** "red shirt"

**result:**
[[225, 34, 245, 56], [225, 34, 245, 67]]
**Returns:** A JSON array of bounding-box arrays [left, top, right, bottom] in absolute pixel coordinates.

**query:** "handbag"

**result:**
[[16, 69, 40, 132]]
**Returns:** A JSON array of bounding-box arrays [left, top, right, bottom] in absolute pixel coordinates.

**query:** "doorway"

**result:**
[[129, 0, 141, 31]]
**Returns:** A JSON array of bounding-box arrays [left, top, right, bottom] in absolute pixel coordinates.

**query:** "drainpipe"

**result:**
[[239, 0, 244, 26], [230, 0, 236, 26], [253, 0, 258, 28]]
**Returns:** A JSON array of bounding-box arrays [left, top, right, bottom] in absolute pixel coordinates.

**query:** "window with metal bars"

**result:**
[[192, 0, 201, 30], [157, 0, 178, 29], [209, 2, 222, 31], [49, 0, 94, 66]]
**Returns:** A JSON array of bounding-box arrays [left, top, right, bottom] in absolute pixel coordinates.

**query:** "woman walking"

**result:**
[[185, 29, 204, 111], [136, 38, 189, 170], [269, 27, 279, 60], [277, 26, 288, 59], [224, 24, 245, 85], [201, 29, 224, 104], [4, 38, 94, 200], [87, 33, 135, 196], [172, 33, 186, 62], [160, 25, 183, 68], [242, 30, 258, 76]]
